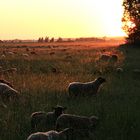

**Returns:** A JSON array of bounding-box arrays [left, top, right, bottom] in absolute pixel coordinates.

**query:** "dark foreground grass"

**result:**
[[0, 44, 140, 140]]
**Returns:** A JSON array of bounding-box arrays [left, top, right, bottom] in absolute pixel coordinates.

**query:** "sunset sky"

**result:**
[[0, 0, 126, 40]]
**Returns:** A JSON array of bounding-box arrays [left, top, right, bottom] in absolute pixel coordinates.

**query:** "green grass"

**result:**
[[0, 43, 140, 140]]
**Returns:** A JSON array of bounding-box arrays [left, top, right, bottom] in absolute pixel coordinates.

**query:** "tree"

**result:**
[[38, 37, 44, 43], [44, 36, 49, 42], [122, 0, 140, 45]]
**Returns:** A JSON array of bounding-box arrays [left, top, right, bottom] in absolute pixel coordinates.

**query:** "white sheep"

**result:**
[[31, 105, 67, 131], [27, 128, 73, 140], [56, 114, 99, 138], [0, 83, 19, 101], [68, 77, 106, 96]]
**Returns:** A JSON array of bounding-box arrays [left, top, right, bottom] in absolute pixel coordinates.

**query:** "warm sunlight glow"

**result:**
[[126, 21, 136, 29], [0, 0, 126, 39]]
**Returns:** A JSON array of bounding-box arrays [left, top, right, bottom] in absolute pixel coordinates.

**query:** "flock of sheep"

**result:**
[[0, 75, 106, 140], [3, 50, 138, 140]]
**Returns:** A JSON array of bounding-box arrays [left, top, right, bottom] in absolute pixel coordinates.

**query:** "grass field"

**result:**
[[0, 41, 139, 140]]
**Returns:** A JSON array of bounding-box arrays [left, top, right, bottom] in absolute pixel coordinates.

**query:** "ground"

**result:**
[[0, 40, 139, 140]]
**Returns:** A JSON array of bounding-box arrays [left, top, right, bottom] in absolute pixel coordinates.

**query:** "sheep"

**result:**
[[27, 128, 73, 140], [56, 114, 99, 138], [99, 54, 118, 63], [68, 77, 106, 96], [31, 105, 67, 131], [22, 53, 29, 57], [99, 54, 110, 61], [7, 51, 14, 56], [1, 54, 6, 58], [0, 83, 19, 101]]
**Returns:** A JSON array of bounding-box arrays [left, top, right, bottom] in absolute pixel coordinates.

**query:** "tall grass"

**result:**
[[0, 43, 139, 140]]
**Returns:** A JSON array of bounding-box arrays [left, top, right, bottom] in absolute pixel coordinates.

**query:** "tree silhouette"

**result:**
[[122, 0, 140, 45]]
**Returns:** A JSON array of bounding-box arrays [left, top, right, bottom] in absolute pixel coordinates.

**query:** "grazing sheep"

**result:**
[[1, 54, 6, 58], [27, 128, 73, 140], [31, 105, 67, 130], [56, 114, 98, 138], [7, 51, 14, 56], [68, 77, 106, 96], [0, 83, 19, 101], [56, 114, 98, 130]]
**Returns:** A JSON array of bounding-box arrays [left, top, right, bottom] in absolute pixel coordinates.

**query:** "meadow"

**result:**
[[0, 40, 139, 140]]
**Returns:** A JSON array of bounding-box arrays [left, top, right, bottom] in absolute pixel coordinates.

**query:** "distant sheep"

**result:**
[[7, 51, 14, 56], [99, 54, 118, 63], [0, 83, 19, 101], [99, 54, 110, 61], [22, 53, 29, 57], [56, 114, 99, 137], [31, 105, 67, 130], [68, 77, 106, 96], [27, 128, 73, 140]]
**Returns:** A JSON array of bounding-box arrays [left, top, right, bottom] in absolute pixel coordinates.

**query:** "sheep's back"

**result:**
[[56, 114, 91, 130]]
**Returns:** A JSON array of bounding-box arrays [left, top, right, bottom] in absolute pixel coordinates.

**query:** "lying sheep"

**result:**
[[0, 83, 19, 101], [31, 105, 67, 131], [27, 128, 73, 140], [56, 114, 99, 138], [68, 77, 106, 96]]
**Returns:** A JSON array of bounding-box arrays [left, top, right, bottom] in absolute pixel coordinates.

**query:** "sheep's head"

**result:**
[[96, 77, 106, 84], [53, 105, 67, 117]]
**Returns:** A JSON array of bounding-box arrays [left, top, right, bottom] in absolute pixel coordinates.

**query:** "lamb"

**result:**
[[27, 128, 73, 140], [31, 105, 67, 131], [68, 77, 106, 96], [0, 83, 19, 101], [56, 114, 99, 138]]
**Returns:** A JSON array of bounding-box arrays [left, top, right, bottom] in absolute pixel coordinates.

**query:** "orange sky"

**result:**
[[0, 0, 126, 39]]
